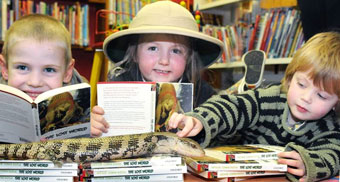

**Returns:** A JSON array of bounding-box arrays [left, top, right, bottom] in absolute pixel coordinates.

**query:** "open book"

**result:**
[[97, 81, 193, 136], [0, 83, 91, 143]]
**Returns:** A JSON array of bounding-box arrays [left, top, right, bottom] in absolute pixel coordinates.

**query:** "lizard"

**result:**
[[0, 132, 204, 163]]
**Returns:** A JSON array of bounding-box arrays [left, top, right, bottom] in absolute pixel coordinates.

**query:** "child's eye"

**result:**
[[317, 93, 327, 100], [172, 49, 183, 54], [16, 65, 28, 71], [147, 46, 157, 51], [297, 82, 305, 88], [44, 68, 56, 73]]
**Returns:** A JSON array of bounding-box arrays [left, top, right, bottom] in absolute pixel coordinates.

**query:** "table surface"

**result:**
[[184, 173, 290, 182]]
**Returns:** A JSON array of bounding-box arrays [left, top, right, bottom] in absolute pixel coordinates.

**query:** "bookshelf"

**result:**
[[195, 0, 302, 89], [0, 0, 106, 80], [197, 0, 301, 67]]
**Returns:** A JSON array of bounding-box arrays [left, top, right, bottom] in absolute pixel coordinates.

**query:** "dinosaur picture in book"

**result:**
[[39, 88, 90, 134], [155, 83, 192, 132]]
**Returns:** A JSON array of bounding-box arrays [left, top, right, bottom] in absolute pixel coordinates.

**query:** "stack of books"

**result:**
[[186, 144, 287, 181], [0, 160, 79, 182], [79, 154, 187, 182]]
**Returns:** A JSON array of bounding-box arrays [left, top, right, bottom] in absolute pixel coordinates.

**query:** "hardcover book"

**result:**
[[81, 173, 184, 182], [80, 154, 183, 169], [81, 163, 187, 177], [0, 160, 78, 170], [204, 144, 284, 161], [188, 166, 285, 179], [97, 82, 193, 136], [0, 176, 76, 182], [185, 155, 287, 172], [0, 83, 91, 143]]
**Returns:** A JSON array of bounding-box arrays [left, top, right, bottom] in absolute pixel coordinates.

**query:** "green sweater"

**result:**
[[187, 85, 340, 182]]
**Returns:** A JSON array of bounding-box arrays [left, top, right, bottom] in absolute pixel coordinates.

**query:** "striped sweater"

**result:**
[[187, 85, 340, 182]]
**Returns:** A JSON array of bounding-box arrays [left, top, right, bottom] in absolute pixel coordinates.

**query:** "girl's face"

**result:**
[[287, 70, 339, 122], [136, 34, 189, 82], [0, 39, 74, 100]]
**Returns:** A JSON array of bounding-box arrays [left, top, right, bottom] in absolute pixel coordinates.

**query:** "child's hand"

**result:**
[[278, 151, 306, 182], [168, 112, 203, 137], [91, 106, 109, 137]]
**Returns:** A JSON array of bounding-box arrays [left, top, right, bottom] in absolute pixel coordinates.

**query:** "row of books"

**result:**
[[0, 0, 89, 46], [202, 7, 305, 63], [0, 145, 287, 182], [0, 144, 339, 182]]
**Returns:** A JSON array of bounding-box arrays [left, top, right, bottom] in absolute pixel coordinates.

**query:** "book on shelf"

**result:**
[[188, 165, 285, 179], [204, 144, 284, 162], [80, 163, 187, 177], [185, 155, 287, 172], [80, 154, 183, 169], [0, 83, 91, 143], [97, 82, 193, 136], [0, 176, 76, 182], [81, 173, 184, 182], [0, 160, 78, 170]]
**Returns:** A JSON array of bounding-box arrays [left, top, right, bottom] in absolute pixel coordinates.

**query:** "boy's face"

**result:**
[[287, 70, 339, 122], [136, 34, 189, 82], [0, 39, 74, 100]]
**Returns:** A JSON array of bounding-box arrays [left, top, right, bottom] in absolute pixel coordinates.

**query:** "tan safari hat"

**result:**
[[103, 0, 224, 67]]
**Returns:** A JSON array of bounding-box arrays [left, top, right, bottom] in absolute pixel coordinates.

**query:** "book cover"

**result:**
[[80, 154, 182, 169], [81, 173, 184, 182], [97, 82, 193, 136], [185, 155, 287, 172], [81, 163, 187, 177], [0, 83, 91, 143], [204, 144, 284, 162]]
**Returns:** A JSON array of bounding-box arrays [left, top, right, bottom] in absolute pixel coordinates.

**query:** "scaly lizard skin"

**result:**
[[0, 132, 204, 163]]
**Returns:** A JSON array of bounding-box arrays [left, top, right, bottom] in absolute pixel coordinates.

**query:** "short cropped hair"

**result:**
[[2, 14, 72, 66], [282, 32, 340, 97]]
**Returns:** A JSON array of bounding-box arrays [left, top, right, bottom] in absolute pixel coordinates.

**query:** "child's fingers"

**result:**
[[168, 112, 183, 129], [286, 166, 305, 177], [176, 117, 194, 137], [92, 105, 105, 115], [91, 127, 103, 137]]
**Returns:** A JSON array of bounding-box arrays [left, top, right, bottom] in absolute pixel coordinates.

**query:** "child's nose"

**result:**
[[301, 90, 313, 103], [27, 72, 43, 87], [158, 53, 170, 65]]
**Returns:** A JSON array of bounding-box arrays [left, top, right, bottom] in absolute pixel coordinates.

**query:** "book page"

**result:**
[[37, 83, 91, 140], [97, 82, 155, 136], [0, 92, 37, 143]]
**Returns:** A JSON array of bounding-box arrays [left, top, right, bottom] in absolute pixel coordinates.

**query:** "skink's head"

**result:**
[[154, 132, 205, 157]]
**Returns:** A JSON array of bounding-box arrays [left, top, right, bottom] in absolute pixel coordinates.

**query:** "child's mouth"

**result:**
[[154, 69, 170, 74], [25, 92, 42, 99]]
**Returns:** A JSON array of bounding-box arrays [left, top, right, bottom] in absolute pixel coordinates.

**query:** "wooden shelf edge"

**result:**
[[209, 57, 292, 69], [198, 0, 243, 10]]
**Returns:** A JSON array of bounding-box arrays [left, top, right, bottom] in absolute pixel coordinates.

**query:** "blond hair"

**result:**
[[2, 14, 72, 66], [282, 32, 340, 97]]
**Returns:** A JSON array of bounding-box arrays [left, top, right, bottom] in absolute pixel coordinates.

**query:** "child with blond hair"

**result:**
[[169, 32, 340, 182]]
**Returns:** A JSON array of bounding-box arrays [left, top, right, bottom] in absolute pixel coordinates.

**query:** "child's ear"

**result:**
[[0, 54, 9, 80], [63, 58, 75, 83]]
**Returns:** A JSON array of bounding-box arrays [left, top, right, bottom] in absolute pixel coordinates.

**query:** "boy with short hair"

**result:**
[[169, 31, 340, 181], [0, 14, 86, 89]]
